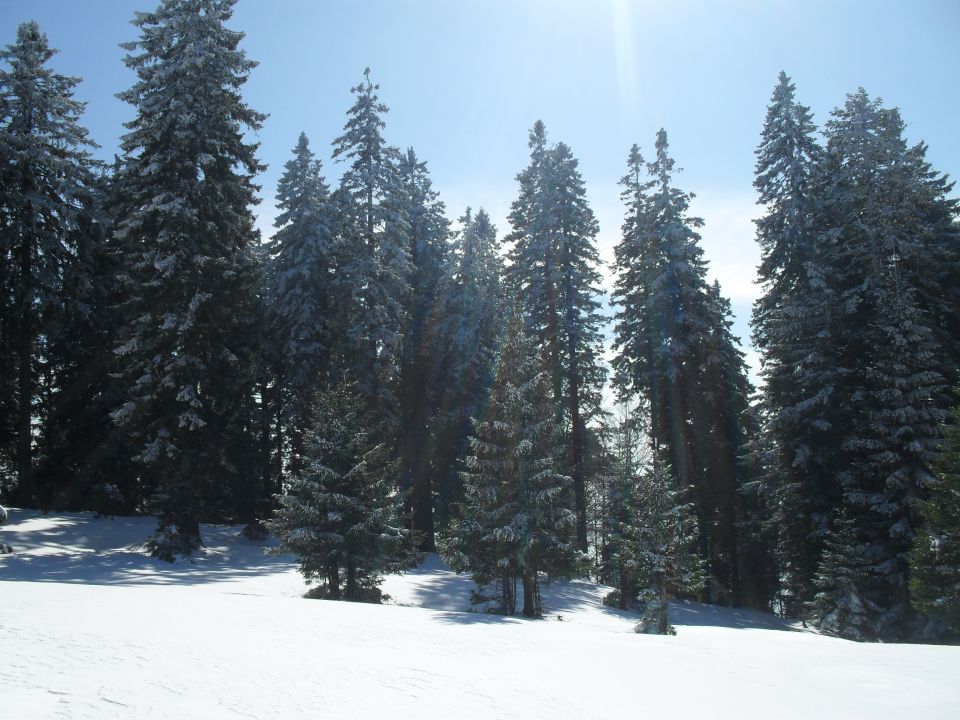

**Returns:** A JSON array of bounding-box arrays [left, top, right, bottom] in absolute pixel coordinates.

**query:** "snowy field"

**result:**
[[1, 510, 958, 719]]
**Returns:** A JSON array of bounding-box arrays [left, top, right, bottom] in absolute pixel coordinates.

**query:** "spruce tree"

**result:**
[[426, 208, 504, 532], [111, 0, 265, 558], [634, 442, 706, 635], [330, 68, 410, 430], [612, 131, 752, 603], [506, 122, 606, 552], [0, 21, 98, 507], [268, 381, 409, 602], [264, 132, 335, 477], [910, 399, 960, 635], [444, 307, 578, 617], [819, 90, 954, 638], [393, 148, 449, 548], [808, 511, 875, 641]]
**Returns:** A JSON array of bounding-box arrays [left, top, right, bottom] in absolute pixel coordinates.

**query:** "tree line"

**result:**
[[1, 1, 957, 640]]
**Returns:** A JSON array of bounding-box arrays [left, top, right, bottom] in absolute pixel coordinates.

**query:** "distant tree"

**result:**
[[393, 148, 449, 549], [612, 132, 752, 603], [330, 68, 409, 432], [110, 0, 265, 559], [444, 307, 578, 617], [426, 208, 504, 533], [268, 381, 410, 602], [264, 132, 336, 478], [507, 122, 606, 551], [910, 400, 960, 635], [0, 21, 98, 506], [808, 510, 875, 641]]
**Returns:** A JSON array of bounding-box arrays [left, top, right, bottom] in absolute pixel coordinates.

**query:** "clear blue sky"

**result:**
[[3, 0, 958, 379]]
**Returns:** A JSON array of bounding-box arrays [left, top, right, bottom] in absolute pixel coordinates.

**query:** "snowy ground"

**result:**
[[2, 510, 958, 719]]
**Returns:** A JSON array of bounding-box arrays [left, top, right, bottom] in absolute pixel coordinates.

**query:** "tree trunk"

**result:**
[[328, 561, 341, 599], [345, 555, 358, 599], [15, 202, 34, 508], [522, 572, 540, 617]]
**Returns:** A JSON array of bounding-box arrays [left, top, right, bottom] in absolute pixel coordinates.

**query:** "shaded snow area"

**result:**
[[2, 511, 958, 719]]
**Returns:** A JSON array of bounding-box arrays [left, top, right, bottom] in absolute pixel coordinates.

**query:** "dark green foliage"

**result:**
[[910, 401, 960, 634]]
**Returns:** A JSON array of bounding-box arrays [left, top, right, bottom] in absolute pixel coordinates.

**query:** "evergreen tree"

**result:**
[[264, 132, 335, 477], [330, 68, 410, 430], [808, 510, 875, 641], [910, 399, 960, 635], [110, 0, 265, 558], [820, 90, 954, 638], [612, 131, 752, 603], [426, 208, 504, 532], [0, 21, 98, 507], [444, 307, 578, 617], [268, 381, 409, 602], [506, 122, 606, 552], [393, 148, 449, 549], [634, 442, 706, 635], [750, 72, 835, 616]]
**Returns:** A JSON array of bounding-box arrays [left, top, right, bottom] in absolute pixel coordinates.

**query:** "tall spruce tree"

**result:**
[[111, 0, 265, 558], [818, 90, 954, 638], [330, 68, 410, 432], [444, 306, 578, 617], [394, 148, 449, 549], [0, 22, 98, 507], [264, 132, 335, 477], [612, 131, 752, 603], [506, 122, 606, 552], [426, 208, 504, 532]]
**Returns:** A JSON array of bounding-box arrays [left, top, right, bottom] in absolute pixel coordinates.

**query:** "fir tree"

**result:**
[[634, 442, 706, 635], [426, 208, 504, 533], [393, 148, 449, 549], [808, 510, 875, 641], [612, 131, 752, 603], [330, 68, 410, 430], [0, 21, 98, 507], [506, 122, 606, 552], [110, 0, 265, 558], [268, 381, 409, 602], [264, 132, 335, 477], [910, 399, 960, 635], [444, 307, 578, 617]]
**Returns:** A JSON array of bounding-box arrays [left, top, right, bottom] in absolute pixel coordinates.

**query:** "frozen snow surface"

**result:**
[[2, 510, 958, 719]]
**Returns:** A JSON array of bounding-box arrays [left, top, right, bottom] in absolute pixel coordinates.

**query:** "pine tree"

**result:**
[[268, 381, 409, 602], [910, 399, 960, 635], [0, 22, 98, 507], [612, 131, 752, 603], [808, 510, 875, 641], [330, 68, 410, 430], [110, 0, 265, 559], [264, 132, 335, 477], [426, 208, 504, 533], [393, 148, 449, 549], [506, 122, 606, 552], [444, 307, 578, 617]]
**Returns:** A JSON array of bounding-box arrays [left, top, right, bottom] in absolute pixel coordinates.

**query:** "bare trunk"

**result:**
[[522, 572, 541, 617]]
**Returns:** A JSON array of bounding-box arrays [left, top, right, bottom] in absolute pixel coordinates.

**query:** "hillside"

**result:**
[[2, 510, 958, 719]]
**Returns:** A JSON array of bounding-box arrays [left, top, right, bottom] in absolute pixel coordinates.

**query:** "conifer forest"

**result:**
[[2, 0, 959, 647]]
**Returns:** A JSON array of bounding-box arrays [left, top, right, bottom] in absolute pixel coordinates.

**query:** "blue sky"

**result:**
[[3, 0, 958, 380]]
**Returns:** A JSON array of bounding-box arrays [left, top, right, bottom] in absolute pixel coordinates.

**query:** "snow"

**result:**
[[2, 510, 958, 719]]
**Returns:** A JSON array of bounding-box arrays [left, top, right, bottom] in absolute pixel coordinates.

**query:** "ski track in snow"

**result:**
[[1, 509, 959, 719]]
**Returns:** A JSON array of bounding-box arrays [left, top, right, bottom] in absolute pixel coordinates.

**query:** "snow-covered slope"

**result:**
[[2, 510, 958, 719]]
